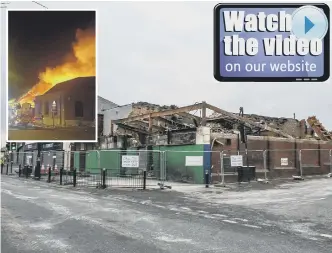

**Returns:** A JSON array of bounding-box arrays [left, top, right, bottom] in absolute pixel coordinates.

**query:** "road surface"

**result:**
[[1, 176, 331, 253], [8, 126, 95, 141]]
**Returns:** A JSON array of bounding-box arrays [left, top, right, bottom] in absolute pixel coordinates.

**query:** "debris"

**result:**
[[214, 183, 226, 187], [108, 101, 332, 149], [307, 116, 332, 141], [327, 173, 331, 178], [257, 178, 269, 184], [292, 175, 304, 180], [158, 182, 172, 190]]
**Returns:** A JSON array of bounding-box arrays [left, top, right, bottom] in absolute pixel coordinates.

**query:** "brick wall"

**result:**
[[211, 133, 332, 177]]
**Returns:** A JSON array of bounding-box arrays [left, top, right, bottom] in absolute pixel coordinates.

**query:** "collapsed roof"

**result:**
[[111, 101, 310, 139]]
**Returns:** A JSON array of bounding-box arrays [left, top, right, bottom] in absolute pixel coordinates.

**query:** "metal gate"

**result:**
[[40, 151, 65, 174], [23, 151, 36, 170], [97, 149, 167, 188]]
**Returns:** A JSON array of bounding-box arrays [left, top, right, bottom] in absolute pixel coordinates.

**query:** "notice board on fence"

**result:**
[[185, 156, 203, 166], [230, 155, 243, 167], [121, 155, 139, 168], [281, 158, 288, 166]]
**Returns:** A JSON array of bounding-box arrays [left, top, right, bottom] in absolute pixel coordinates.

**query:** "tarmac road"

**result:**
[[7, 126, 96, 141], [1, 176, 331, 253]]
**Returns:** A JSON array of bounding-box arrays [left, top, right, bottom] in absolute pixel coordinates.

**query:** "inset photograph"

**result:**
[[7, 10, 96, 141]]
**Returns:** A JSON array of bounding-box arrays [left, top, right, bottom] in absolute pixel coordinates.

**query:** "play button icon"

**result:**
[[304, 16, 315, 34], [291, 5, 328, 40]]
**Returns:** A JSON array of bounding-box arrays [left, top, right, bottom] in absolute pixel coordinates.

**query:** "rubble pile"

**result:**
[[132, 102, 176, 112], [116, 101, 331, 141]]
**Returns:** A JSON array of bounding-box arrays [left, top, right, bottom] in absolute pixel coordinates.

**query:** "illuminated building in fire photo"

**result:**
[[7, 10, 96, 141]]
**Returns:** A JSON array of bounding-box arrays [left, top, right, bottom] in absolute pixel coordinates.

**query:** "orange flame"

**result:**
[[18, 27, 96, 105]]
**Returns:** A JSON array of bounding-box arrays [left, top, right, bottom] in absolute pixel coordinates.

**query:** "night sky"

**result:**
[[8, 10, 95, 99]]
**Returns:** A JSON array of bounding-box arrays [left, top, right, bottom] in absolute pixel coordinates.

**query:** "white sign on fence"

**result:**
[[281, 158, 288, 166], [121, 155, 139, 168], [185, 156, 203, 166], [230, 155, 243, 167]]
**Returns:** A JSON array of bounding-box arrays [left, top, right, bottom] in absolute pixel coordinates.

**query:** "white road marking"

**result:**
[[1, 189, 39, 201], [222, 219, 238, 224], [35, 235, 70, 250], [180, 207, 191, 211], [156, 235, 194, 244], [153, 204, 167, 209], [169, 207, 183, 212], [233, 218, 248, 222], [211, 214, 227, 218], [320, 234, 332, 239], [308, 237, 320, 241], [140, 200, 152, 205], [259, 222, 273, 227], [203, 214, 216, 219], [241, 224, 262, 229]]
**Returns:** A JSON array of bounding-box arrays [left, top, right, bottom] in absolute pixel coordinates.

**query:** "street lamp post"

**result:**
[[52, 101, 57, 128]]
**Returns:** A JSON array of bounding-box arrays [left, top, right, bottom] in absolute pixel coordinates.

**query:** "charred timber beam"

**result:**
[[153, 117, 188, 128], [141, 116, 188, 129], [114, 103, 205, 123]]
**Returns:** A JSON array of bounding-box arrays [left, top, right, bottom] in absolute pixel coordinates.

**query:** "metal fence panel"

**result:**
[[105, 168, 143, 188], [330, 149, 332, 174], [164, 151, 201, 183], [76, 171, 102, 188], [265, 149, 299, 179], [5, 148, 331, 188], [71, 149, 165, 188], [218, 150, 266, 183], [221, 150, 264, 171], [62, 169, 74, 185], [299, 149, 331, 176], [164, 150, 218, 184], [39, 151, 65, 183], [6, 151, 35, 175]]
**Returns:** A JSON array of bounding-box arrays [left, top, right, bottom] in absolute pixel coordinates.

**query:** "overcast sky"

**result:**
[[1, 1, 332, 147]]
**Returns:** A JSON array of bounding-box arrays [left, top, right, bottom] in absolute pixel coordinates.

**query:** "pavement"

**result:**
[[1, 175, 332, 253], [7, 126, 96, 141]]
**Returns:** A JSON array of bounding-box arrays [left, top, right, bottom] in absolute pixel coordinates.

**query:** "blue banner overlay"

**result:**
[[214, 3, 330, 82]]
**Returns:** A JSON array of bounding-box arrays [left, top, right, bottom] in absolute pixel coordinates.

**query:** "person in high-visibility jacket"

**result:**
[[1, 157, 4, 172]]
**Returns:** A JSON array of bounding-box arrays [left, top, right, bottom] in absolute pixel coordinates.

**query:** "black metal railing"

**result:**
[[6, 166, 150, 190], [104, 168, 145, 188], [61, 169, 74, 185], [76, 170, 102, 188]]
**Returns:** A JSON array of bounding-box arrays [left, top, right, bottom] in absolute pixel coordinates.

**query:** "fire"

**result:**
[[18, 27, 96, 105]]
